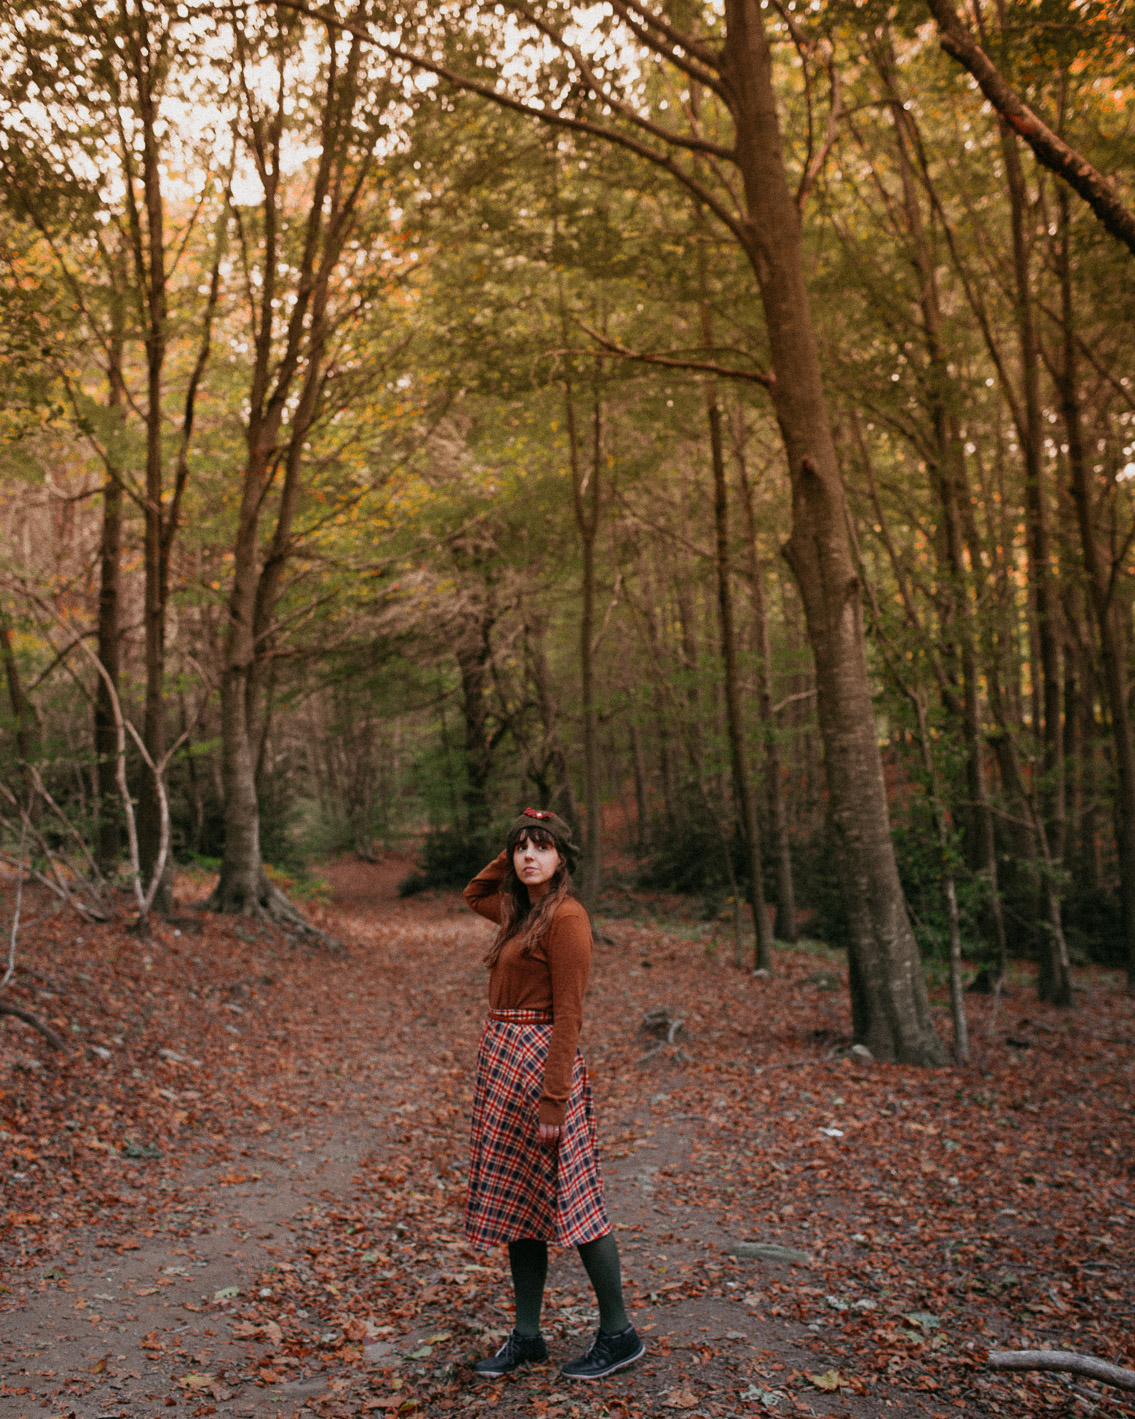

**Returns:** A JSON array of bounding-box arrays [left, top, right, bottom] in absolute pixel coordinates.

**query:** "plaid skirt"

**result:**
[[465, 1008, 610, 1248]]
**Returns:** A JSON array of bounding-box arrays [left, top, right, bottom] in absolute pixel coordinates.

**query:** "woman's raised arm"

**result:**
[[463, 850, 510, 924]]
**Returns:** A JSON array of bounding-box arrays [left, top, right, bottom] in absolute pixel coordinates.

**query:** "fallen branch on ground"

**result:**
[[1, 844, 68, 1051], [0, 1000, 69, 1051], [754, 1047, 842, 1074], [988, 1351, 1135, 1393]]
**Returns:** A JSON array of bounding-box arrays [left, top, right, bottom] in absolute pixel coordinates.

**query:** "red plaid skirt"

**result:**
[[465, 1008, 610, 1248]]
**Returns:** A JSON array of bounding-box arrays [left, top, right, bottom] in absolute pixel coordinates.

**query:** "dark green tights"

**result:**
[[508, 1234, 629, 1338]]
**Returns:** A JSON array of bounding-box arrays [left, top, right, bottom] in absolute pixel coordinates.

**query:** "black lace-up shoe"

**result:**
[[472, 1329, 548, 1376], [560, 1325, 646, 1380]]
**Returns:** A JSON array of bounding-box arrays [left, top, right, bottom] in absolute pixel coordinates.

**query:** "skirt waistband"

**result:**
[[487, 1008, 554, 1024]]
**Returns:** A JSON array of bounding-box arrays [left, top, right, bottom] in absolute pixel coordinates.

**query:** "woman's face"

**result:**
[[513, 833, 562, 894]]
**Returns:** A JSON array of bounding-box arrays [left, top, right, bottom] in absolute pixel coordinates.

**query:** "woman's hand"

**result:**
[[537, 1121, 562, 1145]]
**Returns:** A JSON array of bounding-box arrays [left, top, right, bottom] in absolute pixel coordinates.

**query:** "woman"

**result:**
[[462, 807, 645, 1380]]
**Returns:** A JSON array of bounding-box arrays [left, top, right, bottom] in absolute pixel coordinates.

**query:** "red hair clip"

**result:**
[[523, 807, 553, 820]]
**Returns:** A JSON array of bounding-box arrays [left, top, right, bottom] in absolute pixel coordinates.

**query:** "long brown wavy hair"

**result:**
[[484, 826, 575, 968]]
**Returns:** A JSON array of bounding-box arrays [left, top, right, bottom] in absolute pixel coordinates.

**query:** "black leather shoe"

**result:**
[[472, 1329, 548, 1376], [560, 1325, 646, 1380]]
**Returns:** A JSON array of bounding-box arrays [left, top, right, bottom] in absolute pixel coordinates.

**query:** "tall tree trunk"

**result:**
[[456, 614, 494, 839], [1001, 123, 1069, 1004], [565, 369, 602, 910], [674, 574, 705, 783], [706, 382, 773, 970], [734, 428, 797, 942], [526, 614, 581, 835], [0, 604, 36, 801], [207, 25, 365, 936], [630, 719, 649, 850], [94, 471, 124, 871], [723, 0, 943, 1060], [132, 21, 172, 915], [884, 72, 1007, 978], [211, 450, 267, 913], [1058, 191, 1135, 993], [94, 317, 125, 873]]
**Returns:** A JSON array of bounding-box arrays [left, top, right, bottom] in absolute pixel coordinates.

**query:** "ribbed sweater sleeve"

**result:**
[[462, 851, 509, 923], [538, 903, 591, 1128]]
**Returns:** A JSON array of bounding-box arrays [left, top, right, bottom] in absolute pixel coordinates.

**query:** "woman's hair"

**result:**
[[484, 826, 574, 968]]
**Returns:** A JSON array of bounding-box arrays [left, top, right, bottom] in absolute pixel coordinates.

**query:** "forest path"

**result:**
[[3, 858, 1132, 1419]]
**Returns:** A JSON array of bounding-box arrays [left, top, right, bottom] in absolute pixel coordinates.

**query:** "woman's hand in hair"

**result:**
[[537, 1121, 562, 1145]]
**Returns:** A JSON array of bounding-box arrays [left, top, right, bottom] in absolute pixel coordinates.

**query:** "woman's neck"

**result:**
[[527, 880, 551, 904]]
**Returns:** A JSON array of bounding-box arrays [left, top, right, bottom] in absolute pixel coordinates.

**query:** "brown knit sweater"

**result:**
[[463, 852, 592, 1127]]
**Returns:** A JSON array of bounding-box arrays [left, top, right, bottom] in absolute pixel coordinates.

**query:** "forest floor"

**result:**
[[1, 857, 1134, 1419]]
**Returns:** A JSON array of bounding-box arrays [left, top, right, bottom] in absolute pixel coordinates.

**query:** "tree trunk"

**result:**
[[1002, 122, 1069, 1005], [734, 426, 797, 942], [210, 449, 268, 914], [883, 76, 1007, 978], [723, 0, 943, 1061], [526, 615, 581, 835], [706, 383, 773, 969], [0, 604, 36, 796], [1058, 191, 1135, 993], [131, 20, 173, 915], [456, 614, 494, 839], [94, 470, 123, 872], [565, 369, 603, 909], [630, 719, 649, 849], [206, 25, 365, 942], [94, 318, 125, 873]]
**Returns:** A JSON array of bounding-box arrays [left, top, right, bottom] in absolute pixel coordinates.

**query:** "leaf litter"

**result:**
[[0, 857, 1132, 1418]]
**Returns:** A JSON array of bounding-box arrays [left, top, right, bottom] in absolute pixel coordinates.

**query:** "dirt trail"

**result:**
[[6, 857, 1127, 1418]]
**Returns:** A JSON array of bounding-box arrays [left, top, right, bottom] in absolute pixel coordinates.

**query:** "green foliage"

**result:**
[[398, 825, 498, 896], [636, 798, 747, 909]]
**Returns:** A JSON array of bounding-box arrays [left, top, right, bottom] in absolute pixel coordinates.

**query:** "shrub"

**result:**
[[398, 824, 498, 895]]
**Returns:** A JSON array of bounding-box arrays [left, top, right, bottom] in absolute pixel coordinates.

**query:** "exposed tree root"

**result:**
[[201, 867, 342, 952], [0, 1001, 69, 1051]]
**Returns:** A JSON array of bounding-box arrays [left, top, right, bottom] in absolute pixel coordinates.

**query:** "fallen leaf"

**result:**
[[808, 1370, 847, 1391], [903, 1312, 941, 1330], [177, 1374, 216, 1392], [663, 1388, 699, 1409]]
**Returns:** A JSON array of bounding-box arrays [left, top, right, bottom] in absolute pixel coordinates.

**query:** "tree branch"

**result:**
[[573, 319, 772, 387], [987, 1350, 1135, 1393], [263, 0, 753, 249], [0, 1002, 69, 1051], [925, 0, 1135, 257]]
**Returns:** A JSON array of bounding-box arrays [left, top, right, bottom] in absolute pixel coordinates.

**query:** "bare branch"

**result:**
[[988, 1351, 1135, 1393], [607, 0, 722, 81], [0, 1002, 69, 1051], [925, 0, 1135, 257], [506, 1, 734, 157], [573, 319, 772, 387], [265, 0, 753, 248], [796, 61, 843, 212]]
